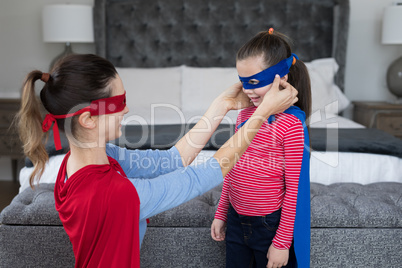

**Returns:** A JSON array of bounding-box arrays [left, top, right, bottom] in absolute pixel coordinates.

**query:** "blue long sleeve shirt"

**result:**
[[106, 143, 223, 245]]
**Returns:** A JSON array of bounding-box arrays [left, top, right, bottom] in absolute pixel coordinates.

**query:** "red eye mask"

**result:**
[[42, 92, 126, 150]]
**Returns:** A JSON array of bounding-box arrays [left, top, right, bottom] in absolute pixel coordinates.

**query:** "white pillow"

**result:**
[[181, 66, 240, 124], [181, 60, 350, 120], [116, 66, 183, 125], [306, 58, 350, 114]]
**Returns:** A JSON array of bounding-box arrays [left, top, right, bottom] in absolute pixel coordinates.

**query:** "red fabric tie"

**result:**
[[41, 92, 126, 151], [42, 114, 62, 151]]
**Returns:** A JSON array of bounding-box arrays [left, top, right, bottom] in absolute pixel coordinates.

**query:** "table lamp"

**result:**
[[382, 2, 402, 99], [42, 4, 94, 69]]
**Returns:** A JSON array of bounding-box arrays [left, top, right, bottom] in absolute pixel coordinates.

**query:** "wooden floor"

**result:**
[[0, 181, 19, 213]]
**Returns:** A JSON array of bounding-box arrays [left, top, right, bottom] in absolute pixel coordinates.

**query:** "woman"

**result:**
[[17, 54, 297, 267]]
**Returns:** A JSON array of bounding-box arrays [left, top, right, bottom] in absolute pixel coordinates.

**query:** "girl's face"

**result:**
[[104, 75, 129, 141], [236, 56, 287, 107]]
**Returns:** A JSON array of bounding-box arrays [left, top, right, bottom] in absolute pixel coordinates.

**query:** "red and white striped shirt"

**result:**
[[215, 106, 305, 250]]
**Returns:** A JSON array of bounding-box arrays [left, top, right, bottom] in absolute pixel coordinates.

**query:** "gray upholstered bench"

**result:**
[[1, 182, 401, 268]]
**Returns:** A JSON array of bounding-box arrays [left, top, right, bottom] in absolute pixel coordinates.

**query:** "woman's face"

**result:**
[[236, 56, 287, 107], [104, 75, 129, 141]]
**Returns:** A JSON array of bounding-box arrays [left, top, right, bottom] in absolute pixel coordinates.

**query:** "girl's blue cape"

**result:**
[[284, 106, 310, 268]]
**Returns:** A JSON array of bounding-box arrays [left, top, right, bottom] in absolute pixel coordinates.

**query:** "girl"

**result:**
[[211, 29, 311, 268], [17, 54, 297, 267]]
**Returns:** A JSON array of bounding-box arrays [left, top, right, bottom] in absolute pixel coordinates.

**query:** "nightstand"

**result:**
[[353, 101, 402, 139], [0, 99, 23, 182]]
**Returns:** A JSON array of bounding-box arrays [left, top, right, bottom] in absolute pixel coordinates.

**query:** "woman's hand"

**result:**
[[176, 82, 250, 166], [214, 82, 252, 112], [266, 244, 289, 268], [211, 219, 227, 241], [257, 75, 298, 118]]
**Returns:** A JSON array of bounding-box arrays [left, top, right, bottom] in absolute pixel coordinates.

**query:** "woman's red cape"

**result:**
[[54, 152, 141, 267]]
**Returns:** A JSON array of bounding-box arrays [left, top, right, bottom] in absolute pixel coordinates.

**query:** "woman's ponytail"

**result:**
[[16, 70, 49, 188], [15, 54, 118, 187]]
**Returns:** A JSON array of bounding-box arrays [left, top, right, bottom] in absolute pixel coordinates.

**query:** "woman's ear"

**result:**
[[78, 112, 97, 129], [281, 74, 288, 82]]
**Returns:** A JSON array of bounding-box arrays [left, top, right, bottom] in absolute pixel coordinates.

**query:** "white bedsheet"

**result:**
[[193, 150, 402, 185], [309, 111, 365, 129], [19, 149, 402, 194]]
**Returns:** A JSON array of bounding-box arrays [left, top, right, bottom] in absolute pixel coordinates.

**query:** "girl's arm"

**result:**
[[210, 176, 230, 241], [213, 111, 241, 222], [211, 109, 243, 242], [213, 171, 231, 221], [271, 120, 305, 250], [267, 120, 305, 268]]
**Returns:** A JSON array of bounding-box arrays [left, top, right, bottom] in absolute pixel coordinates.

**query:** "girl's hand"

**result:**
[[257, 75, 298, 118], [215, 82, 252, 112], [210, 219, 227, 241], [266, 244, 289, 268]]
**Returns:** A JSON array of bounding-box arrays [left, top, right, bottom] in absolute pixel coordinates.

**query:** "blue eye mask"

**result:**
[[239, 53, 298, 89]]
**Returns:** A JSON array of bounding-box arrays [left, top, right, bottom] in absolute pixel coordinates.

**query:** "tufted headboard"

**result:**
[[94, 0, 349, 90]]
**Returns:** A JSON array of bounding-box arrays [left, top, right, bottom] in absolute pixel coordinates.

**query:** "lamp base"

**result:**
[[387, 55, 402, 98], [49, 42, 73, 70]]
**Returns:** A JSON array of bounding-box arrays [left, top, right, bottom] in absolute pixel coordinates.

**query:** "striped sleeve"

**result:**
[[214, 176, 230, 221], [214, 112, 243, 221], [272, 119, 304, 250]]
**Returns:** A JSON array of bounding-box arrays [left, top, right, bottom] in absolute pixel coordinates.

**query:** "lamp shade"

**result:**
[[42, 4, 94, 43], [382, 4, 402, 44]]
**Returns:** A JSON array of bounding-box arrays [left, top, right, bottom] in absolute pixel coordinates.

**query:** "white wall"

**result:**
[[0, 0, 401, 100], [345, 0, 402, 101], [0, 0, 95, 97]]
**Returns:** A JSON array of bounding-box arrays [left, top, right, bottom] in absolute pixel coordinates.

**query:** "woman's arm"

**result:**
[[106, 143, 183, 178], [134, 76, 297, 220], [108, 82, 250, 178], [213, 76, 298, 177], [175, 82, 251, 166], [131, 157, 223, 220], [176, 76, 297, 172]]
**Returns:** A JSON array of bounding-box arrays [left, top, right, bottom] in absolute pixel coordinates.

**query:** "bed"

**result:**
[[18, 0, 402, 192], [5, 0, 402, 267]]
